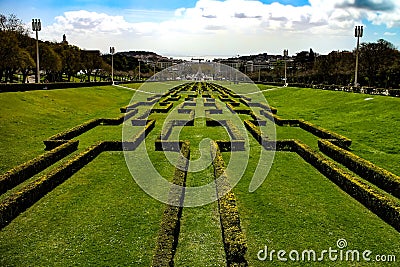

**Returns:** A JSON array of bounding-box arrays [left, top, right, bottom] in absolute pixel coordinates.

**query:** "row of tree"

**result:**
[[247, 40, 400, 88], [1, 13, 400, 88], [0, 14, 157, 83]]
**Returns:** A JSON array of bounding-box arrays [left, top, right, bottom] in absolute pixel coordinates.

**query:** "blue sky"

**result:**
[[1, 0, 399, 57]]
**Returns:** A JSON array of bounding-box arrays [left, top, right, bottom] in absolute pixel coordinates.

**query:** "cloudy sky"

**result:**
[[1, 0, 399, 57]]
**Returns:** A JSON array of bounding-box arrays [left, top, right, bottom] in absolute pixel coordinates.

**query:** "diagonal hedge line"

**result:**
[[258, 109, 352, 148], [211, 141, 248, 266], [151, 141, 190, 267], [0, 140, 79, 195], [0, 119, 156, 230], [319, 139, 400, 199], [0, 142, 105, 229], [44, 110, 138, 150], [293, 140, 400, 232]]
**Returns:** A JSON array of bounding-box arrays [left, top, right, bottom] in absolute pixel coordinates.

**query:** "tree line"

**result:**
[[1, 13, 399, 88], [0, 14, 156, 83], [247, 40, 400, 88]]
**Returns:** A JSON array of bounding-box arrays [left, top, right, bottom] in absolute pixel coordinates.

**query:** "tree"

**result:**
[[40, 43, 62, 82], [81, 50, 104, 82], [0, 13, 28, 35], [359, 39, 398, 87]]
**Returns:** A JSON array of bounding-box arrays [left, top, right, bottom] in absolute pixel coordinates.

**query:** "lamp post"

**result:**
[[354, 25, 363, 87], [138, 60, 141, 81], [32, 19, 41, 83], [110, 47, 115, 84], [283, 49, 288, 87]]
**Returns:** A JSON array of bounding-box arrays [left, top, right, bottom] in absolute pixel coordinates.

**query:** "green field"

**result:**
[[1, 83, 399, 266]]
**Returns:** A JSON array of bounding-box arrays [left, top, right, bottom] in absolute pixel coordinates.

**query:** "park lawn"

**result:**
[[0, 85, 137, 174], [262, 86, 400, 176], [0, 152, 164, 266], [232, 136, 400, 266], [1, 83, 400, 266]]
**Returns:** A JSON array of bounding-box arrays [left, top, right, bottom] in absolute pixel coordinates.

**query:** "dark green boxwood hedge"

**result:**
[[293, 140, 400, 232], [211, 142, 248, 266], [151, 142, 190, 267], [319, 139, 400, 198], [0, 140, 78, 195], [0, 142, 105, 229], [298, 120, 351, 148]]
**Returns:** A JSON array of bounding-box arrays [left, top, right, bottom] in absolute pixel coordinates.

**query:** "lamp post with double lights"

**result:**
[[110, 47, 115, 84], [32, 19, 41, 83], [283, 49, 288, 87], [354, 25, 363, 87]]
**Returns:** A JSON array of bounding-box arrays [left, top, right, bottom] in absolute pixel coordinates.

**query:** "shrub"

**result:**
[[319, 139, 400, 198], [298, 120, 351, 148], [0, 142, 105, 229], [211, 142, 248, 266], [44, 118, 102, 150], [0, 140, 78, 195], [151, 142, 190, 267], [293, 140, 400, 232]]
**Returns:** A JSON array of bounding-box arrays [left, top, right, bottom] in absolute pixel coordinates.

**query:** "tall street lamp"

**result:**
[[110, 47, 115, 84], [354, 25, 363, 87], [32, 19, 41, 83], [283, 49, 288, 87]]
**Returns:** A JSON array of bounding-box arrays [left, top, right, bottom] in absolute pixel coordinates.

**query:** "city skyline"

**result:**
[[1, 0, 399, 57]]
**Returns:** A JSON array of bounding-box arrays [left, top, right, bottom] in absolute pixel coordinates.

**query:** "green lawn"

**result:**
[[1, 83, 399, 266], [263, 86, 400, 175]]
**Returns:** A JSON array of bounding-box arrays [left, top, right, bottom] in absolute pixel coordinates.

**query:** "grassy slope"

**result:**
[[233, 137, 400, 266], [263, 86, 400, 175], [0, 85, 141, 174], [0, 152, 164, 266], [1, 84, 400, 266]]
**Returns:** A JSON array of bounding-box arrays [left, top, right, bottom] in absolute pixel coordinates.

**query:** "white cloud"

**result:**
[[41, 0, 400, 55], [384, 31, 397, 36]]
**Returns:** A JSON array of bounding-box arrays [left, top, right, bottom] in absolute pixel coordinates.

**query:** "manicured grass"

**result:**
[[0, 152, 164, 266], [174, 166, 226, 266], [233, 136, 400, 266], [0, 86, 136, 173], [1, 83, 399, 266], [262, 86, 400, 175]]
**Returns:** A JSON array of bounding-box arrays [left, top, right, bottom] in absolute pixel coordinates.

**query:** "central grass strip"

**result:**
[[151, 142, 190, 267]]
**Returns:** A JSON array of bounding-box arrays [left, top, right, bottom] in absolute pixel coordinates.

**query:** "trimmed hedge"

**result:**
[[249, 111, 266, 126], [298, 120, 351, 148], [244, 120, 265, 146], [0, 135, 157, 229], [211, 142, 248, 266], [44, 109, 140, 150], [0, 81, 113, 93], [120, 99, 159, 113], [44, 118, 101, 150], [151, 103, 173, 113], [259, 110, 300, 127], [101, 109, 139, 125], [247, 102, 277, 114], [0, 140, 78, 195], [123, 119, 156, 151], [293, 140, 400, 232], [151, 142, 190, 267], [0, 142, 105, 229], [319, 139, 400, 198]]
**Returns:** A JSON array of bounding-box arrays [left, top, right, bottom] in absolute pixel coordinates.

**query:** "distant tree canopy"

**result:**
[[247, 41, 400, 88], [0, 13, 154, 83]]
